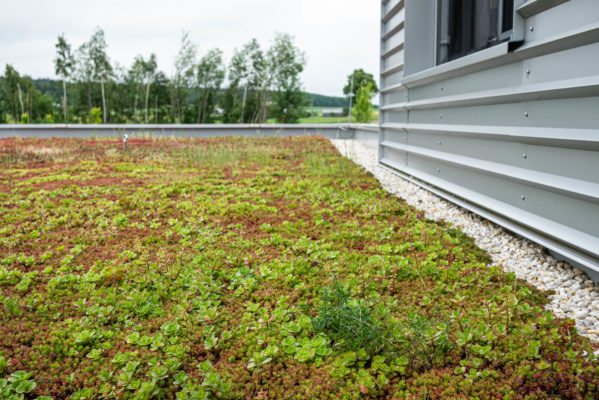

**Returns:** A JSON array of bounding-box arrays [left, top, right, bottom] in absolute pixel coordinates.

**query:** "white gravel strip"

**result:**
[[332, 139, 599, 347]]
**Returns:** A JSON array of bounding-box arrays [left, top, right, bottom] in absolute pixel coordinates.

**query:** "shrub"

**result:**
[[313, 283, 453, 371], [86, 107, 102, 124], [312, 282, 389, 356]]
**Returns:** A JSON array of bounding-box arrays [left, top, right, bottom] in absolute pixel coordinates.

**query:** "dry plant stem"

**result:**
[[414, 268, 428, 291]]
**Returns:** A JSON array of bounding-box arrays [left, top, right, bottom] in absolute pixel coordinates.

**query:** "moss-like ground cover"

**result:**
[[0, 137, 597, 400]]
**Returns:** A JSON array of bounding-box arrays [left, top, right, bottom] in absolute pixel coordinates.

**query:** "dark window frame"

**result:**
[[437, 0, 515, 65]]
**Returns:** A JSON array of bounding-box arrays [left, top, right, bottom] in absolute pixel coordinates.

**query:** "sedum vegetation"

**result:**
[[0, 137, 597, 399]]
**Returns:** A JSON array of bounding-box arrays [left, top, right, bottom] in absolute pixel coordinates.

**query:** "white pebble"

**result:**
[[332, 139, 599, 343]]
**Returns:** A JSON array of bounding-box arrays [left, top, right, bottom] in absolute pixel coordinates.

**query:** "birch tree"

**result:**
[[129, 56, 145, 122], [268, 33, 307, 123], [227, 39, 268, 124], [142, 54, 157, 123], [3, 65, 24, 122], [88, 28, 112, 123], [222, 38, 275, 123], [195, 49, 225, 124], [54, 35, 75, 123], [108, 62, 129, 123], [75, 42, 94, 124], [0, 76, 7, 123], [221, 48, 246, 123], [151, 71, 169, 123], [243, 39, 268, 123], [171, 31, 196, 122]]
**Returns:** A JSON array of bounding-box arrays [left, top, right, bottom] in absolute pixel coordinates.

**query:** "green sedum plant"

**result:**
[[0, 137, 597, 399], [0, 371, 37, 399]]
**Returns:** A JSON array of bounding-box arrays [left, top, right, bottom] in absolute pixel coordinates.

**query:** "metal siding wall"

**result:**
[[379, 0, 599, 279]]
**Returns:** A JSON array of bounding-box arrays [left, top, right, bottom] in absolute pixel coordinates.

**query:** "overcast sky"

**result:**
[[0, 0, 380, 98]]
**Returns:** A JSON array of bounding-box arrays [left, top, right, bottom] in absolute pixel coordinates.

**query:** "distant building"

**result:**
[[322, 109, 344, 117]]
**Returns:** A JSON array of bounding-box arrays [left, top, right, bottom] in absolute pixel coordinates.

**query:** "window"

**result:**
[[437, 0, 515, 65], [402, 0, 521, 77]]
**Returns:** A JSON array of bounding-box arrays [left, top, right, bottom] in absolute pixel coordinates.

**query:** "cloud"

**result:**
[[0, 0, 380, 97]]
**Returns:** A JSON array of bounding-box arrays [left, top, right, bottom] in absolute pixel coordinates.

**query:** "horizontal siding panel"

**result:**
[[517, 0, 570, 18], [382, 8, 405, 39], [386, 76, 599, 111], [406, 42, 599, 102], [380, 146, 407, 167], [380, 82, 406, 95], [401, 21, 599, 90], [382, 0, 403, 23], [382, 70, 404, 88], [380, 158, 599, 274], [381, 91, 407, 106], [381, 63, 404, 77], [524, 41, 599, 84], [382, 110, 408, 124], [381, 123, 599, 150], [381, 129, 407, 144], [382, 51, 404, 72], [406, 97, 599, 130], [382, 30, 405, 56], [381, 139, 599, 193], [382, 154, 599, 253], [524, 0, 599, 44]]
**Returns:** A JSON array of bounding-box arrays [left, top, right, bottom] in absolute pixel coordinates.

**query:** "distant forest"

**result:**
[[31, 78, 348, 110], [0, 29, 353, 124]]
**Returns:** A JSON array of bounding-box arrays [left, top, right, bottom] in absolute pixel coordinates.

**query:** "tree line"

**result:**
[[0, 29, 311, 124]]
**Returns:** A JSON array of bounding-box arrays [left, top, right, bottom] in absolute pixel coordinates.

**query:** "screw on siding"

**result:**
[[438, 141, 442, 145], [439, 114, 443, 119], [526, 69, 531, 76], [524, 112, 529, 117], [523, 153, 527, 159], [521, 194, 526, 201], [437, 168, 441, 173], [529, 26, 534, 32]]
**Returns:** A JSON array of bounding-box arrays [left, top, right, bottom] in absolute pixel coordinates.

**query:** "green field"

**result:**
[[299, 116, 349, 124], [306, 106, 344, 113], [266, 116, 348, 124], [267, 113, 379, 125]]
